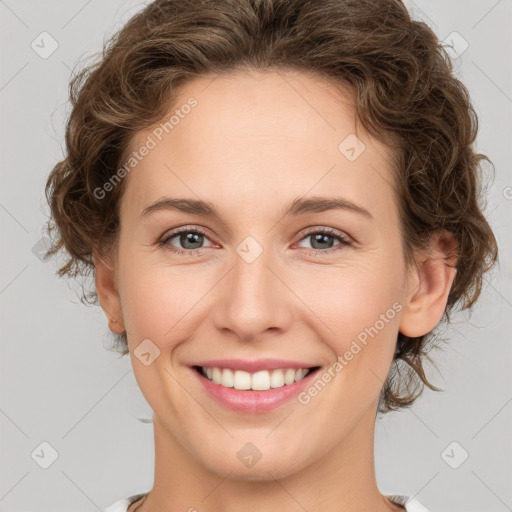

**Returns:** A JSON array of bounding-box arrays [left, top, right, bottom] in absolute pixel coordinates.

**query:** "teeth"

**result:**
[[200, 367, 311, 390], [221, 368, 234, 387], [251, 371, 269, 390], [270, 369, 285, 388], [284, 369, 296, 385]]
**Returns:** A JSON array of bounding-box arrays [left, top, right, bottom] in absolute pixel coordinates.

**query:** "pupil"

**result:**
[[178, 232, 334, 251], [312, 233, 333, 250], [182, 232, 203, 249]]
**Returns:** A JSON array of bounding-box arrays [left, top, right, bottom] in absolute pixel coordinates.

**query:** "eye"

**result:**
[[295, 227, 353, 254], [159, 226, 215, 255], [159, 225, 353, 256]]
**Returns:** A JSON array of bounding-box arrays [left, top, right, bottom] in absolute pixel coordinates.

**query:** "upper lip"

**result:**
[[192, 359, 319, 373]]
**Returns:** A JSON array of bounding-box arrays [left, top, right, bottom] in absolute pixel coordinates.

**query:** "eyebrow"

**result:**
[[139, 196, 373, 221]]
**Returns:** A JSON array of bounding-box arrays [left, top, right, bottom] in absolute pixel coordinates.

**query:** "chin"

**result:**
[[197, 445, 310, 482]]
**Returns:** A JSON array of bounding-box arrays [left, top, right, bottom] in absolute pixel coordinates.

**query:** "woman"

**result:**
[[44, 0, 498, 511]]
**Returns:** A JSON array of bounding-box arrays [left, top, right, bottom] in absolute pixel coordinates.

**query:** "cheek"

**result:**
[[118, 253, 213, 348], [117, 250, 175, 344], [310, 256, 405, 363]]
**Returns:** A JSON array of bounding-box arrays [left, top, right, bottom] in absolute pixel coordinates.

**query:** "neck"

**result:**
[[138, 402, 402, 512]]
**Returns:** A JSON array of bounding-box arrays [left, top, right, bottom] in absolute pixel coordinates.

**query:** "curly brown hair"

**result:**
[[44, 0, 498, 413]]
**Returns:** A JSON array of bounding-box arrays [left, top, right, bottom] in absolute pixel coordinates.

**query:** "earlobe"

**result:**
[[93, 252, 125, 333], [399, 230, 458, 338]]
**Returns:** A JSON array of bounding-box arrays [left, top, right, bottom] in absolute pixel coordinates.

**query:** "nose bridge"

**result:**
[[233, 238, 272, 298], [213, 235, 290, 339]]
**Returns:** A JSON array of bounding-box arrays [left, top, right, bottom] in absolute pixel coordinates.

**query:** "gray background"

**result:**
[[1, 1, 511, 511]]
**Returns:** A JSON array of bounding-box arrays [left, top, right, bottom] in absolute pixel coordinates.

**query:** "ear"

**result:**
[[399, 230, 458, 338], [93, 252, 125, 334]]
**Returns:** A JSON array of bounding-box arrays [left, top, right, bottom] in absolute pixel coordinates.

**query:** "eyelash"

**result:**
[[159, 225, 353, 256]]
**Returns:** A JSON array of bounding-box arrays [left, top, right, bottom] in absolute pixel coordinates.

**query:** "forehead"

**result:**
[[121, 69, 397, 221]]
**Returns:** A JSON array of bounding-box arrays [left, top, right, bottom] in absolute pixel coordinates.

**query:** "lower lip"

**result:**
[[191, 367, 320, 413]]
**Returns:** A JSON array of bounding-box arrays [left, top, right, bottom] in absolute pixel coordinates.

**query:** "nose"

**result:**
[[211, 241, 294, 343]]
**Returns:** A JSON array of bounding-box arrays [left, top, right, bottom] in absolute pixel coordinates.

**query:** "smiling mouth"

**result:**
[[192, 365, 321, 391]]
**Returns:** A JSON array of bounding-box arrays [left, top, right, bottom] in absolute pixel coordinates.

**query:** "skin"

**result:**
[[95, 68, 457, 512]]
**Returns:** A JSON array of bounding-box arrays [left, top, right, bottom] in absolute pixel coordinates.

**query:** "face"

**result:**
[[101, 68, 414, 479]]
